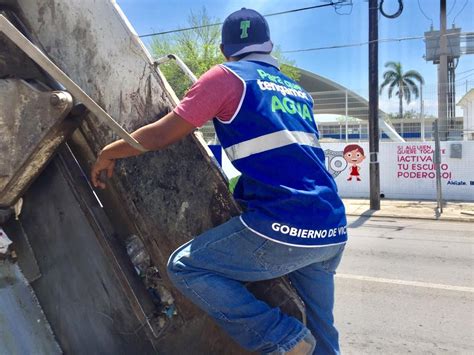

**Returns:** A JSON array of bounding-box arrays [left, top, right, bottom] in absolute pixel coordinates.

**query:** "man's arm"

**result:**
[[91, 111, 195, 189], [91, 65, 242, 189]]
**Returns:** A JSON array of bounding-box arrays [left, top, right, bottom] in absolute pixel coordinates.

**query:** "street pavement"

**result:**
[[335, 216, 474, 354], [343, 199, 474, 223]]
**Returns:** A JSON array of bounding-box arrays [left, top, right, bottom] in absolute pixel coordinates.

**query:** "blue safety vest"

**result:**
[[214, 60, 347, 247]]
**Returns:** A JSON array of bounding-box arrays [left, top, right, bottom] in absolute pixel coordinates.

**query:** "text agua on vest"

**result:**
[[256, 69, 313, 124]]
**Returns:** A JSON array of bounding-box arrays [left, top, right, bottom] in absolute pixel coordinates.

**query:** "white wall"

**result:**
[[463, 99, 473, 140], [220, 141, 474, 201], [322, 141, 474, 201], [458, 90, 474, 141]]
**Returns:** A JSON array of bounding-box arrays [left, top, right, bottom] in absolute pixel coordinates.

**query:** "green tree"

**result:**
[[379, 61, 424, 119], [150, 8, 300, 98], [386, 109, 418, 120], [272, 45, 301, 83]]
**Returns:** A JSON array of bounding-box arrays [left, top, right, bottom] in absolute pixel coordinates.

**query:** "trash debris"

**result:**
[[125, 234, 150, 276], [125, 235, 176, 324], [163, 304, 176, 319], [0, 228, 13, 254], [145, 266, 174, 306], [143, 267, 176, 324]]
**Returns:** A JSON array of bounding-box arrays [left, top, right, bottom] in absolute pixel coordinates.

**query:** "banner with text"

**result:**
[[321, 141, 474, 201]]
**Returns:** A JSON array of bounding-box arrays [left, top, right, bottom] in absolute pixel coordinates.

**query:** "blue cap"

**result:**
[[221, 8, 273, 58]]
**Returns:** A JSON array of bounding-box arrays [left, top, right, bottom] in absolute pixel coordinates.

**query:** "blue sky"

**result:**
[[117, 0, 473, 115]]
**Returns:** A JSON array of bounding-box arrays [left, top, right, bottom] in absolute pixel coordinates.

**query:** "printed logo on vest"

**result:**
[[271, 222, 347, 239]]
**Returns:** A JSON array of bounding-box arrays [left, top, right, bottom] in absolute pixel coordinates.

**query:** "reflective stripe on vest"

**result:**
[[224, 130, 320, 162]]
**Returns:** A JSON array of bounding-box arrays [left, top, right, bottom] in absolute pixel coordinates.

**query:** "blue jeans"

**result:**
[[167, 216, 345, 354]]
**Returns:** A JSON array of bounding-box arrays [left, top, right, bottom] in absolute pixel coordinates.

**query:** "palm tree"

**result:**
[[380, 61, 424, 119]]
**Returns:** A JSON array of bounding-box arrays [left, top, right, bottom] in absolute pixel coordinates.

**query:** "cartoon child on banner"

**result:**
[[343, 144, 366, 181]]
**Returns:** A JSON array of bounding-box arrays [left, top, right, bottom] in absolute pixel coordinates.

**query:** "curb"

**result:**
[[345, 210, 474, 223]]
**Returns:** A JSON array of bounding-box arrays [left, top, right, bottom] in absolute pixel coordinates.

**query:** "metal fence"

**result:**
[[315, 80, 474, 142], [197, 80, 474, 144], [318, 117, 471, 142]]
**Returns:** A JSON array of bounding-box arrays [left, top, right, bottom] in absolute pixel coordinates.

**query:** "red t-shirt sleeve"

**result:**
[[173, 65, 243, 127]]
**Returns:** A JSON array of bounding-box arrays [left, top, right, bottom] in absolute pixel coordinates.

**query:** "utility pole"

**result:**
[[345, 90, 348, 142], [438, 0, 448, 140], [368, 0, 380, 210], [433, 120, 443, 217]]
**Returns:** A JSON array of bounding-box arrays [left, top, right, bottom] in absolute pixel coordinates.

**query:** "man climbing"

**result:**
[[91, 8, 347, 355]]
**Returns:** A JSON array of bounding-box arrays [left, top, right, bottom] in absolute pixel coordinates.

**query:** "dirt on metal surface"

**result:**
[[0, 79, 75, 207]]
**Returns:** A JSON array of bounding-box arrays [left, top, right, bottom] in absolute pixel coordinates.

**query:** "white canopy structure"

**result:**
[[297, 67, 404, 142]]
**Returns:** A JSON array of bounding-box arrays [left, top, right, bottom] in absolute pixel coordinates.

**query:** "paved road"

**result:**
[[335, 216, 474, 354]]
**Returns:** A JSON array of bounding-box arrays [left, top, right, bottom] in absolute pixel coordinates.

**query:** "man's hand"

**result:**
[[89, 111, 195, 189], [91, 155, 115, 189]]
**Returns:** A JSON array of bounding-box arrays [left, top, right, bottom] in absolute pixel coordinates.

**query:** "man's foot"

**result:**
[[286, 333, 316, 355]]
